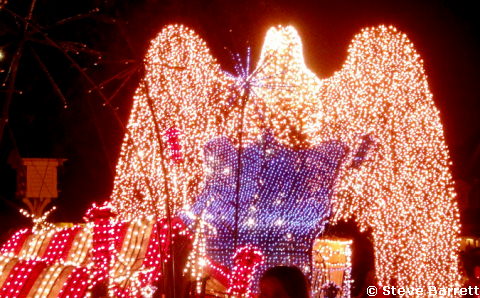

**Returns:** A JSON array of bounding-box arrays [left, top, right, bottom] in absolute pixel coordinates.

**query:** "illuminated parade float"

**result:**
[[0, 24, 460, 297]]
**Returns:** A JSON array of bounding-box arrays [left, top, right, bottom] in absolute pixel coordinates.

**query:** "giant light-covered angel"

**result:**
[[110, 24, 460, 294]]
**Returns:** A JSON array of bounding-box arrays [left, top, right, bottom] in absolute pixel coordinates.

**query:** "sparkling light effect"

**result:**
[[0, 23, 461, 296]]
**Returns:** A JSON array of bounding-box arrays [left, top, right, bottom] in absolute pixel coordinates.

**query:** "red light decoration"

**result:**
[[165, 127, 184, 163], [0, 260, 46, 297], [58, 267, 90, 297], [0, 203, 194, 297], [228, 245, 264, 296], [41, 226, 81, 262], [0, 229, 30, 255]]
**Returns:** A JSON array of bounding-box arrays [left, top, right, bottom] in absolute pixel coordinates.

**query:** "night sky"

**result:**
[[0, 0, 479, 255]]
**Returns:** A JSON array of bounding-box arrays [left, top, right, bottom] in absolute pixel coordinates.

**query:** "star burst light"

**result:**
[[110, 24, 460, 294]]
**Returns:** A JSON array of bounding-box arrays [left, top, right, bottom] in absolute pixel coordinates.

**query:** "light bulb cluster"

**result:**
[[110, 24, 237, 221], [0, 222, 92, 297], [182, 134, 345, 291], [317, 26, 460, 292], [0, 229, 30, 255], [19, 206, 57, 233], [0, 23, 461, 296], [311, 238, 353, 297], [110, 25, 348, 293], [0, 203, 190, 297], [183, 211, 210, 294], [253, 25, 460, 293], [108, 24, 460, 294], [227, 245, 264, 296]]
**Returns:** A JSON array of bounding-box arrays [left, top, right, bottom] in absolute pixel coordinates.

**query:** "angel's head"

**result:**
[[252, 25, 322, 149]]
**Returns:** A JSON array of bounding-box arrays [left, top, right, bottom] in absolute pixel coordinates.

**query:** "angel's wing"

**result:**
[[319, 26, 459, 289], [110, 25, 236, 220]]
